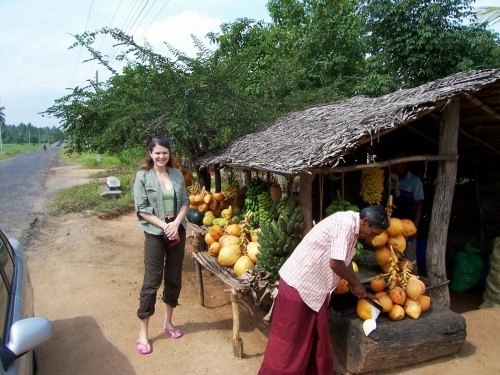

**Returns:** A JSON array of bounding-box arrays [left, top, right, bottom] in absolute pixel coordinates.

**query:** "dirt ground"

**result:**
[[25, 162, 500, 375]]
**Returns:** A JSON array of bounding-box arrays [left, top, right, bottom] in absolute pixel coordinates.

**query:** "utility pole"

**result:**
[[95, 70, 101, 163]]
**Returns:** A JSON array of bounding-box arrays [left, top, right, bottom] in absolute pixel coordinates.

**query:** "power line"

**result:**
[[71, 0, 95, 86], [84, 0, 124, 82], [132, 0, 157, 36], [104, 0, 145, 75], [108, 0, 170, 73], [139, 0, 170, 39]]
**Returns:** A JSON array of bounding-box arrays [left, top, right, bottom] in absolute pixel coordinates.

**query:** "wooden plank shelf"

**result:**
[[191, 251, 250, 293], [189, 227, 252, 358]]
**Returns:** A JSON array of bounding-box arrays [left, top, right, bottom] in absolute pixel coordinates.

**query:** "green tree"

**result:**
[[356, 0, 500, 96], [209, 1, 365, 115], [0, 104, 5, 154], [45, 27, 269, 159]]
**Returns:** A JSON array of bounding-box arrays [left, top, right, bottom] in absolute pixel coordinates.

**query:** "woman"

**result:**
[[133, 136, 190, 355]]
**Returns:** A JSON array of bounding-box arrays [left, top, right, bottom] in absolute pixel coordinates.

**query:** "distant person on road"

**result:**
[[42, 142, 47, 151], [258, 205, 389, 375], [132, 136, 189, 355]]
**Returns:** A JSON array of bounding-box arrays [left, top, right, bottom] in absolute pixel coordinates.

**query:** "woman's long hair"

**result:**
[[138, 137, 175, 171]]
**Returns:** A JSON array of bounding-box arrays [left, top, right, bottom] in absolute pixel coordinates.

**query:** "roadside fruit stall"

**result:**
[[186, 69, 500, 370]]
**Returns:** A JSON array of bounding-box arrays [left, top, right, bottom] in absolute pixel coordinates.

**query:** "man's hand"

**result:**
[[348, 282, 367, 299], [330, 259, 371, 299]]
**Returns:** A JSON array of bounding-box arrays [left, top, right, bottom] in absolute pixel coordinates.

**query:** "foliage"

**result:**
[[44, 27, 270, 160], [52, 151, 135, 218], [0, 105, 5, 127], [0, 123, 63, 145], [43, 0, 500, 160], [356, 0, 500, 95], [477, 6, 500, 26], [50, 179, 134, 217]]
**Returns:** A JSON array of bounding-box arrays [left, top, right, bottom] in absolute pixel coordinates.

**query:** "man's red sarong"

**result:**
[[258, 279, 334, 375]]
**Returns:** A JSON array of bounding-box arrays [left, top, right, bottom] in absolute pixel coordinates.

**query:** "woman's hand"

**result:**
[[163, 222, 179, 240]]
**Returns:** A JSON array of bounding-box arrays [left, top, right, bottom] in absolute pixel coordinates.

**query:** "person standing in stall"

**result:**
[[389, 154, 425, 273]]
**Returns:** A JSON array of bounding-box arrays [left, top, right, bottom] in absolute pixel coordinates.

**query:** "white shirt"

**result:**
[[279, 211, 360, 312]]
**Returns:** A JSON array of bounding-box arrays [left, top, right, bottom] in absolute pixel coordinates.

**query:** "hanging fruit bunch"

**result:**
[[371, 216, 417, 274], [360, 168, 384, 205], [255, 197, 303, 284], [275, 194, 288, 218], [223, 180, 240, 202], [362, 246, 431, 322], [243, 179, 270, 227], [257, 191, 274, 224]]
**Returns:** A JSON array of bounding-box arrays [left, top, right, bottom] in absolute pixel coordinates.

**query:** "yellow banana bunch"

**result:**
[[223, 181, 240, 199], [239, 211, 252, 252], [360, 168, 384, 205]]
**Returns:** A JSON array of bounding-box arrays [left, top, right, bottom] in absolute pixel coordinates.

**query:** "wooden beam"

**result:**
[[459, 127, 500, 155], [427, 99, 460, 308], [406, 124, 439, 145], [311, 155, 458, 174], [464, 92, 500, 121]]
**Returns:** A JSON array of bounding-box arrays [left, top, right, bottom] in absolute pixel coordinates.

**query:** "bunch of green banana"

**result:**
[[255, 198, 304, 284], [243, 179, 269, 226], [325, 200, 360, 216], [223, 181, 240, 200], [276, 194, 288, 217], [360, 168, 384, 205], [257, 191, 274, 223]]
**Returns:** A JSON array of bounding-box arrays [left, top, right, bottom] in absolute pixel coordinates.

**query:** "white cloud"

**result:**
[[140, 10, 222, 56]]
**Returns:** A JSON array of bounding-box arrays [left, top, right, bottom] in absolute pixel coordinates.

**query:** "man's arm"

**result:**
[[330, 259, 373, 299]]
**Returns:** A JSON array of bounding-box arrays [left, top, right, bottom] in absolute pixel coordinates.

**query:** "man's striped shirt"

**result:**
[[279, 211, 360, 312]]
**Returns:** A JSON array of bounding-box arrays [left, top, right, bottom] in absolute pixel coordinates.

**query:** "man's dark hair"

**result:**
[[360, 205, 390, 229]]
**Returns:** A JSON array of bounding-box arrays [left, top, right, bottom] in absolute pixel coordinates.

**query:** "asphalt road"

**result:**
[[0, 145, 61, 245]]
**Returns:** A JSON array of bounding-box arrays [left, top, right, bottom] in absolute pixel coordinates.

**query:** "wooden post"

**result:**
[[299, 172, 314, 235], [244, 170, 251, 187], [197, 166, 212, 191], [194, 260, 205, 306], [426, 99, 460, 308], [192, 232, 205, 306], [214, 164, 222, 192], [231, 288, 244, 357]]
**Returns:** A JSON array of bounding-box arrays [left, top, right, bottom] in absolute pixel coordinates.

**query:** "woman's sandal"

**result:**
[[136, 340, 152, 354], [162, 327, 183, 339]]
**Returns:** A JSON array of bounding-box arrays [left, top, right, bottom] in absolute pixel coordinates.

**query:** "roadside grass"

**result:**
[[0, 143, 43, 161], [51, 149, 143, 218]]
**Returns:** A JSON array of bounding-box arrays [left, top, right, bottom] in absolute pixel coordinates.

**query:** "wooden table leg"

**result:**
[[194, 257, 205, 306], [231, 288, 244, 358]]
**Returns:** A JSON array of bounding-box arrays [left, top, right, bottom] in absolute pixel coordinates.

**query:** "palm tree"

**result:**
[[477, 6, 500, 25], [0, 104, 5, 154]]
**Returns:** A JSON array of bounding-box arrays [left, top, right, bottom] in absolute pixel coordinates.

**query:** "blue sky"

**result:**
[[0, 0, 498, 128]]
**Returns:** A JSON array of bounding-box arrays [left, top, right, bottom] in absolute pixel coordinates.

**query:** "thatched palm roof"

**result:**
[[194, 69, 500, 176]]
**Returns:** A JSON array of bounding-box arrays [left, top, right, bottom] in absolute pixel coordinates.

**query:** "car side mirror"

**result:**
[[1, 317, 54, 371]]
